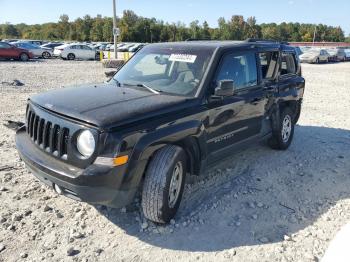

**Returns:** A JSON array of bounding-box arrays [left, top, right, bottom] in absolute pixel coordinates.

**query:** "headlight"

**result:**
[[77, 130, 95, 158]]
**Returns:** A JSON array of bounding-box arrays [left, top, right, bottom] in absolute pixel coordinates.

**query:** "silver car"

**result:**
[[299, 49, 330, 64], [327, 48, 347, 62], [13, 42, 53, 59], [345, 49, 350, 61]]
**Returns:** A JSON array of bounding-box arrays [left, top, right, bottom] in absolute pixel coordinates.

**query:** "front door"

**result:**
[[206, 51, 267, 155]]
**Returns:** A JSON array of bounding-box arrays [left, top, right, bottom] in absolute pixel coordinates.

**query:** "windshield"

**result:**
[[113, 45, 214, 96], [327, 49, 337, 55]]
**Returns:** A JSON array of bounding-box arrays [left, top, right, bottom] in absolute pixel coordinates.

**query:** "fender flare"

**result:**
[[125, 120, 207, 184]]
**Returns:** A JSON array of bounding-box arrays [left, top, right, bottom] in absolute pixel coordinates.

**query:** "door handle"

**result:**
[[263, 86, 277, 93]]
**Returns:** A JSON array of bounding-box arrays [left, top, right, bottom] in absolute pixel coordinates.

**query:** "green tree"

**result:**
[[189, 20, 201, 39], [3, 23, 19, 38], [103, 17, 113, 42], [58, 14, 70, 39], [201, 21, 211, 39], [90, 15, 104, 41], [244, 17, 261, 39]]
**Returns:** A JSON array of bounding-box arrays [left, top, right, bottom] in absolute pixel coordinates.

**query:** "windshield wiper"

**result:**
[[122, 82, 161, 95]]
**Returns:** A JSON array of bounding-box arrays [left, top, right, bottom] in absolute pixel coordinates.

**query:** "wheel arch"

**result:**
[[278, 99, 302, 123], [130, 120, 207, 181]]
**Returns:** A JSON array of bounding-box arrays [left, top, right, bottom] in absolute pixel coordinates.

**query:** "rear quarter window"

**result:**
[[280, 52, 297, 76]]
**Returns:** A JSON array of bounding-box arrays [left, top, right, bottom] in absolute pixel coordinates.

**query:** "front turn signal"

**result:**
[[113, 155, 129, 166]]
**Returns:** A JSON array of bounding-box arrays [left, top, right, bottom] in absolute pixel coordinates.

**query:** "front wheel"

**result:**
[[19, 53, 29, 62], [268, 108, 295, 150], [42, 51, 51, 59], [141, 145, 187, 224]]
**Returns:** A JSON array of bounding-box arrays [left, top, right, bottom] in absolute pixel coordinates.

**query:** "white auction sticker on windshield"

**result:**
[[169, 54, 197, 63]]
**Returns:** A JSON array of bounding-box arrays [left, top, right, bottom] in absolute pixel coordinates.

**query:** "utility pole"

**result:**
[[112, 0, 118, 59]]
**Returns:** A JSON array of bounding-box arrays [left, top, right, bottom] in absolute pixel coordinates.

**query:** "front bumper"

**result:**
[[15, 128, 137, 208], [300, 58, 315, 63]]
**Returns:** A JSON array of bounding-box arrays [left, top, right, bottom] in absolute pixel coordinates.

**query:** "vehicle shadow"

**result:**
[[96, 125, 350, 252]]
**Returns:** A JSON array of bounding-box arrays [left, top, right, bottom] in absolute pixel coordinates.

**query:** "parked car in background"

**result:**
[[23, 40, 46, 46], [345, 49, 350, 61], [13, 42, 53, 59], [327, 48, 347, 62], [106, 43, 125, 52], [41, 42, 64, 50], [299, 49, 330, 64], [128, 43, 146, 52], [117, 43, 136, 52], [0, 41, 34, 61], [53, 43, 99, 60], [94, 43, 108, 51], [2, 39, 19, 43]]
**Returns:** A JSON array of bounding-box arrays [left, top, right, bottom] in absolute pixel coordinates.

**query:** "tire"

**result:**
[[95, 53, 100, 61], [67, 53, 75, 60], [42, 52, 51, 59], [268, 108, 295, 150], [141, 145, 187, 224], [19, 53, 29, 62], [315, 58, 320, 64]]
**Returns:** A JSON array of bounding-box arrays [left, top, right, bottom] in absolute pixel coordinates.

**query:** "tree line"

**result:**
[[0, 10, 349, 43]]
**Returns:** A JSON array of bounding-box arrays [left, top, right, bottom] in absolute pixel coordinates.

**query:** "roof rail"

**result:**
[[245, 38, 289, 45], [185, 38, 212, 42]]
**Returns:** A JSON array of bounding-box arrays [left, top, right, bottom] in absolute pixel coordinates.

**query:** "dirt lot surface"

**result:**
[[0, 60, 350, 262]]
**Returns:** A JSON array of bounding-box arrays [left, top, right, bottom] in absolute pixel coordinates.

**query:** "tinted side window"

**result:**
[[259, 52, 279, 79], [216, 52, 257, 90], [281, 53, 296, 75]]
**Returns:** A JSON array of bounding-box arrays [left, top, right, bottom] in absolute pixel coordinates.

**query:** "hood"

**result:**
[[29, 83, 189, 128], [300, 53, 317, 59]]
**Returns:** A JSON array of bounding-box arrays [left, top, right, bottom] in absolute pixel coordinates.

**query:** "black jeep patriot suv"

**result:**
[[16, 39, 305, 223]]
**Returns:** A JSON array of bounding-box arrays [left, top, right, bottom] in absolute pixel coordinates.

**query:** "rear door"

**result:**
[[206, 50, 267, 154]]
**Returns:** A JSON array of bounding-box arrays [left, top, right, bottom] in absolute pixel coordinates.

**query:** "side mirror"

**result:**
[[214, 80, 235, 97]]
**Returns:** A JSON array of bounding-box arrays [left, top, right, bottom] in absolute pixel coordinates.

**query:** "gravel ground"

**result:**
[[0, 59, 350, 262]]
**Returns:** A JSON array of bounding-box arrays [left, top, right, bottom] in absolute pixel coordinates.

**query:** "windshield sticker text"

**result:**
[[169, 54, 197, 63]]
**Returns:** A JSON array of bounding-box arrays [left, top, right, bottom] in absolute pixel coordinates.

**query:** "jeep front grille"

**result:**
[[26, 109, 70, 159]]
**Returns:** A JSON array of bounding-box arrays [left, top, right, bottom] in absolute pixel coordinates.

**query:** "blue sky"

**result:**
[[0, 0, 349, 35]]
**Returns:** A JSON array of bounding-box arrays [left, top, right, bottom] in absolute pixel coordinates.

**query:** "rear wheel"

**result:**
[[19, 53, 29, 62], [141, 145, 187, 224], [42, 51, 51, 59], [67, 53, 75, 60], [268, 108, 295, 150]]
